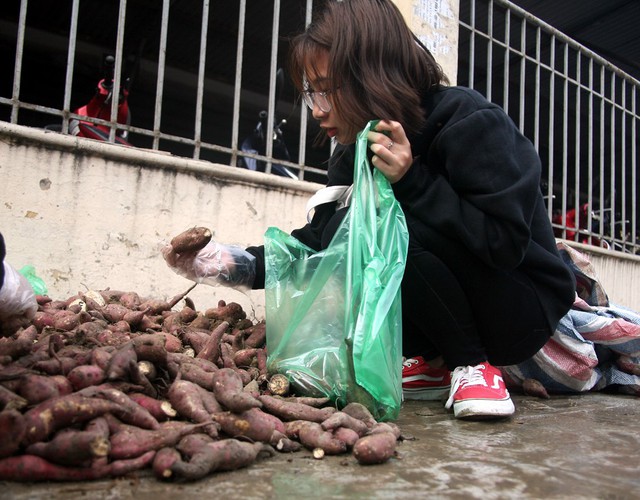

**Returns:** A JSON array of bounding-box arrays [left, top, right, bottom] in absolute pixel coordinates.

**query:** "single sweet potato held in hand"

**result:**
[[170, 227, 212, 254]]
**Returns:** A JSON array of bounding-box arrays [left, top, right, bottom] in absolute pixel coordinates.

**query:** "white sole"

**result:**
[[452, 397, 515, 419]]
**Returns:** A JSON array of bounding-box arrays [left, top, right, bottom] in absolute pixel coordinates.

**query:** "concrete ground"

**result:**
[[3, 391, 639, 500]]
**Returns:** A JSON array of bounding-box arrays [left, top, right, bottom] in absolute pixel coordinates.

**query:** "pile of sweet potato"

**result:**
[[0, 286, 402, 482]]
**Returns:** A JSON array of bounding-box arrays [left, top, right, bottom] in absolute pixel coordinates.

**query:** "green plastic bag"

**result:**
[[19, 265, 48, 295], [264, 120, 409, 420]]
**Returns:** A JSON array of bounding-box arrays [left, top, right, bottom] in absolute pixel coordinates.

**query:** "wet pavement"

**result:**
[[3, 391, 639, 500]]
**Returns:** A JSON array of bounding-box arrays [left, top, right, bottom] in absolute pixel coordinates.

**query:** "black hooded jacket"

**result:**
[[247, 85, 575, 332]]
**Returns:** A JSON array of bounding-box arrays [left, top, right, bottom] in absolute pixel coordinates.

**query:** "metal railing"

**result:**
[[1, 0, 328, 183], [3, 0, 640, 254], [458, 0, 640, 255]]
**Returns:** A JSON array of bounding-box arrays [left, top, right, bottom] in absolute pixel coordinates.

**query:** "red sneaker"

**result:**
[[444, 363, 515, 419], [402, 356, 451, 400]]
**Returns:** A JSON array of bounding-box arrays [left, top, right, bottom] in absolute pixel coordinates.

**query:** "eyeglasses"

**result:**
[[302, 89, 335, 113]]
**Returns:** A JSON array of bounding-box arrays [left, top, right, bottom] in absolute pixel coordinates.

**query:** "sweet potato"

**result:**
[[31, 356, 79, 375], [101, 303, 131, 323], [25, 418, 111, 466], [321, 411, 370, 436], [176, 433, 216, 458], [0, 325, 38, 359], [0, 409, 26, 458], [0, 381, 29, 411], [131, 333, 170, 366], [105, 342, 137, 381], [332, 426, 360, 449], [204, 301, 247, 325], [212, 407, 284, 443], [18, 374, 63, 405], [368, 421, 402, 439], [128, 392, 177, 422], [167, 379, 219, 438], [152, 447, 182, 480], [67, 365, 106, 390], [155, 439, 272, 482], [259, 394, 337, 423], [117, 291, 142, 310], [181, 328, 210, 354], [196, 321, 229, 363], [352, 431, 398, 465], [170, 226, 212, 254], [269, 430, 302, 452], [243, 321, 266, 348], [297, 421, 347, 455], [22, 394, 127, 445], [0, 450, 155, 481], [109, 421, 202, 460], [213, 368, 261, 413], [77, 385, 160, 430], [267, 373, 290, 396], [196, 384, 223, 414], [282, 396, 332, 408], [341, 402, 377, 428], [170, 361, 216, 389]]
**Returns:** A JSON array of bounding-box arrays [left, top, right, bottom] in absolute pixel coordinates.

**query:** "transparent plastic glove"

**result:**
[[0, 261, 38, 337], [162, 239, 256, 291]]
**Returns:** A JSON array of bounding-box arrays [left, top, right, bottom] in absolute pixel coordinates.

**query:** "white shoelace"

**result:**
[[402, 358, 419, 368], [444, 364, 488, 409]]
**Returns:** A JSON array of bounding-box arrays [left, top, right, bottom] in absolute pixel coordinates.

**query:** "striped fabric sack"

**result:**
[[501, 244, 640, 395]]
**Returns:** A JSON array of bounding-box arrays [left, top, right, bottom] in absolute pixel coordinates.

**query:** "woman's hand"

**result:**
[[367, 120, 413, 184], [0, 262, 38, 337]]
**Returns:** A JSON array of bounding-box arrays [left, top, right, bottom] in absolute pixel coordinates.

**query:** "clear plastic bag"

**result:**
[[264, 121, 409, 420]]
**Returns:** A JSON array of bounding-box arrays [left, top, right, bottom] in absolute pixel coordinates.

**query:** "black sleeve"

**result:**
[[0, 233, 5, 289], [393, 106, 541, 270]]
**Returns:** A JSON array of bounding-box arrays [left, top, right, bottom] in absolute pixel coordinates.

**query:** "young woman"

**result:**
[[164, 0, 576, 419]]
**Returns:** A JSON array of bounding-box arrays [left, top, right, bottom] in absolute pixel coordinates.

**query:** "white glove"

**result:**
[[0, 262, 38, 337], [162, 240, 256, 291]]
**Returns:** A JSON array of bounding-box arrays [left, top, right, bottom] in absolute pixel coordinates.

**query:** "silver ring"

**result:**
[[387, 140, 394, 150]]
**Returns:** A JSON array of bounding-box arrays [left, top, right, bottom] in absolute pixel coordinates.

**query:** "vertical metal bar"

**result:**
[[297, 0, 314, 178], [469, 0, 476, 89], [152, 0, 171, 150], [109, 0, 128, 143], [632, 87, 638, 252], [230, 0, 247, 167], [573, 51, 581, 240], [486, 0, 493, 101], [264, 0, 282, 175], [502, 9, 509, 113], [11, 0, 28, 124], [587, 59, 594, 244], [561, 43, 569, 238], [193, 0, 210, 159], [548, 36, 559, 236], [609, 72, 616, 243], [518, 17, 526, 131], [61, 0, 80, 134], [620, 79, 627, 250], [597, 66, 606, 243]]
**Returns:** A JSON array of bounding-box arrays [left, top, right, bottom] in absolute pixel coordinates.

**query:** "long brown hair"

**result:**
[[288, 0, 449, 138]]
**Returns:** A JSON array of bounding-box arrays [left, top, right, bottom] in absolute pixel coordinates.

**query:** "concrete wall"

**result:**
[[0, 123, 321, 319], [396, 0, 460, 84], [2, 122, 640, 316]]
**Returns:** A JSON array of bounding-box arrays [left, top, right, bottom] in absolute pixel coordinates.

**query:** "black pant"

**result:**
[[400, 225, 552, 370]]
